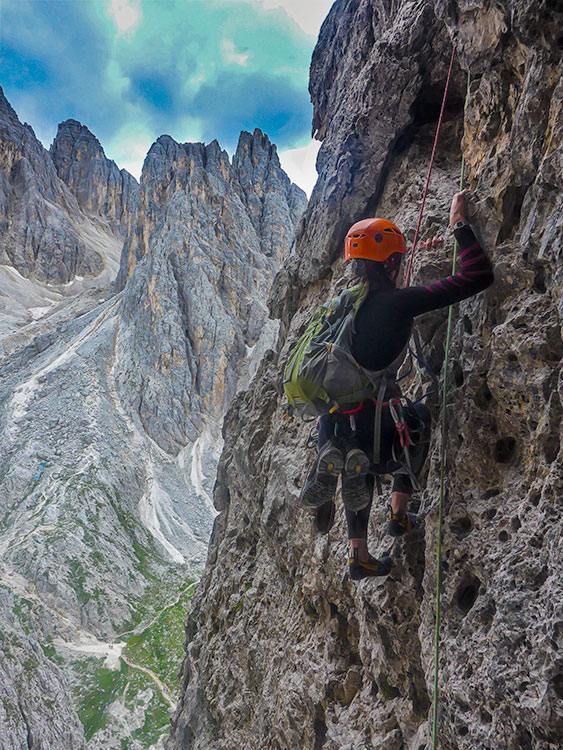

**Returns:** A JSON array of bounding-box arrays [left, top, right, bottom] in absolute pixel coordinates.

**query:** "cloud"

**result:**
[[221, 39, 251, 67], [279, 138, 320, 197], [107, 0, 143, 35], [1, 0, 319, 163], [105, 124, 153, 179], [193, 71, 311, 151], [256, 0, 335, 36]]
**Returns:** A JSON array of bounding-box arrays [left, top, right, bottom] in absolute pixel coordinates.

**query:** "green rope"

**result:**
[[431, 68, 471, 749]]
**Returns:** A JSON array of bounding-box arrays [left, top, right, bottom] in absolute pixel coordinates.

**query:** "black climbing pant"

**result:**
[[318, 400, 431, 539]]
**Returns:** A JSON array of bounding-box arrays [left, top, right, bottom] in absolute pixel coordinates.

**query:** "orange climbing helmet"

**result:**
[[344, 218, 407, 263]]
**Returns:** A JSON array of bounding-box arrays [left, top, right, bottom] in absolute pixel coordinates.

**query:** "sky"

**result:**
[[0, 0, 335, 196]]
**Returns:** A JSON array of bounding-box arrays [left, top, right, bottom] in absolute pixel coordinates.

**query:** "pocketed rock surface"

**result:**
[[169, 1, 562, 748]]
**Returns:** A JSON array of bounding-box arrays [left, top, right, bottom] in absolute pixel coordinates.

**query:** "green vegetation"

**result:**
[[2, 463, 198, 749], [123, 583, 195, 694], [70, 581, 196, 747], [73, 659, 129, 740], [72, 658, 172, 745], [67, 560, 90, 605], [129, 679, 171, 747], [234, 581, 252, 615], [41, 638, 65, 666], [2, 697, 19, 724], [22, 654, 39, 676], [11, 597, 34, 635]]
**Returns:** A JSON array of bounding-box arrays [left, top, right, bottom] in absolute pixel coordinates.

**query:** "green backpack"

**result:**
[[283, 282, 405, 417]]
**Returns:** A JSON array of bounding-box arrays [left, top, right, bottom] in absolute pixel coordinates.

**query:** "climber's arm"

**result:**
[[398, 192, 494, 317]]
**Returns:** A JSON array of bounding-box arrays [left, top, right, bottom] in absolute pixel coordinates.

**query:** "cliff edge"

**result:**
[[169, 1, 562, 748]]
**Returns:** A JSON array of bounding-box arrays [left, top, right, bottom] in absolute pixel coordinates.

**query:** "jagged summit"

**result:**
[[236, 127, 279, 162], [233, 128, 307, 259], [115, 125, 307, 453], [0, 88, 108, 286], [50, 118, 109, 170], [0, 84, 21, 125], [0, 87, 307, 746], [50, 117, 138, 231], [117, 127, 307, 288]]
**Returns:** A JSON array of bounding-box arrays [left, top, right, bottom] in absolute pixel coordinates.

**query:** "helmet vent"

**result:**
[[352, 242, 358, 247], [393, 228, 401, 234], [384, 228, 393, 232]]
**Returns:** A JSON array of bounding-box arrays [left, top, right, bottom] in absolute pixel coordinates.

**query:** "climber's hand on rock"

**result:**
[[418, 236, 444, 251], [450, 189, 471, 227]]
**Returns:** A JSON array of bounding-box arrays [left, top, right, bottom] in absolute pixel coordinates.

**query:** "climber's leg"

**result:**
[[301, 414, 342, 533], [346, 475, 391, 577], [346, 475, 374, 562], [387, 476, 422, 537], [386, 403, 431, 536]]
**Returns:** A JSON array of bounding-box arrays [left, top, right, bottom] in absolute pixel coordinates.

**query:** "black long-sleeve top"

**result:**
[[351, 226, 494, 370]]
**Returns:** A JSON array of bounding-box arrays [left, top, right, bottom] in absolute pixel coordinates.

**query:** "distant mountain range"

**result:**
[[0, 84, 306, 749]]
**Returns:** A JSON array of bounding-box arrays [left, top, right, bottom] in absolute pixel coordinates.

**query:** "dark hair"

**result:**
[[351, 258, 395, 288]]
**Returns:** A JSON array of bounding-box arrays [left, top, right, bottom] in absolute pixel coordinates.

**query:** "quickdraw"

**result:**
[[388, 399, 410, 449]]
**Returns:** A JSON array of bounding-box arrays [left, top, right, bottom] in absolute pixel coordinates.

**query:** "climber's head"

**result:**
[[345, 218, 407, 286]]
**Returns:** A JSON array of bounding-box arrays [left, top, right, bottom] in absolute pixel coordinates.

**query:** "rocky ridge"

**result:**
[[0, 87, 131, 336], [0, 89, 306, 749], [169, 1, 562, 749], [50, 119, 138, 235], [0, 87, 128, 288]]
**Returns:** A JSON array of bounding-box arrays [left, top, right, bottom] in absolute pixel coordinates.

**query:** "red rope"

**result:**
[[403, 47, 456, 288]]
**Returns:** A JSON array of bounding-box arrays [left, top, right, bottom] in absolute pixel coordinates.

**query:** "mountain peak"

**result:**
[[50, 117, 137, 231], [51, 118, 105, 162], [235, 128, 278, 163]]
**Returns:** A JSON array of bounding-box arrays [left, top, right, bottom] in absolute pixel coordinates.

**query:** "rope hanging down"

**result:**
[[431, 66, 472, 750], [394, 44, 471, 747], [403, 47, 456, 288]]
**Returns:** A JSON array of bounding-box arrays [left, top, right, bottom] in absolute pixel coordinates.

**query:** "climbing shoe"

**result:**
[[349, 548, 392, 581], [386, 506, 423, 537], [314, 501, 336, 535], [300, 443, 344, 509], [341, 449, 371, 511]]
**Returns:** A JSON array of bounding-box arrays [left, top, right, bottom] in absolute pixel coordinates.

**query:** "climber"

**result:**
[[300, 190, 494, 581]]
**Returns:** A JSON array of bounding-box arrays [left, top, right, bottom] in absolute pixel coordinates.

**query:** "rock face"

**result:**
[[115, 130, 307, 454], [169, 2, 562, 749], [50, 119, 138, 234], [0, 88, 130, 338], [0, 84, 306, 749], [0, 587, 86, 750], [0, 87, 110, 284], [233, 129, 307, 263]]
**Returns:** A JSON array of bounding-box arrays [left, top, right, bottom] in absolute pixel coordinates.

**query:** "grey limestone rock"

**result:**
[[115, 130, 306, 455], [0, 587, 86, 750], [169, 2, 562, 749], [0, 86, 306, 749], [233, 128, 307, 262], [50, 119, 138, 235], [0, 86, 106, 284]]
